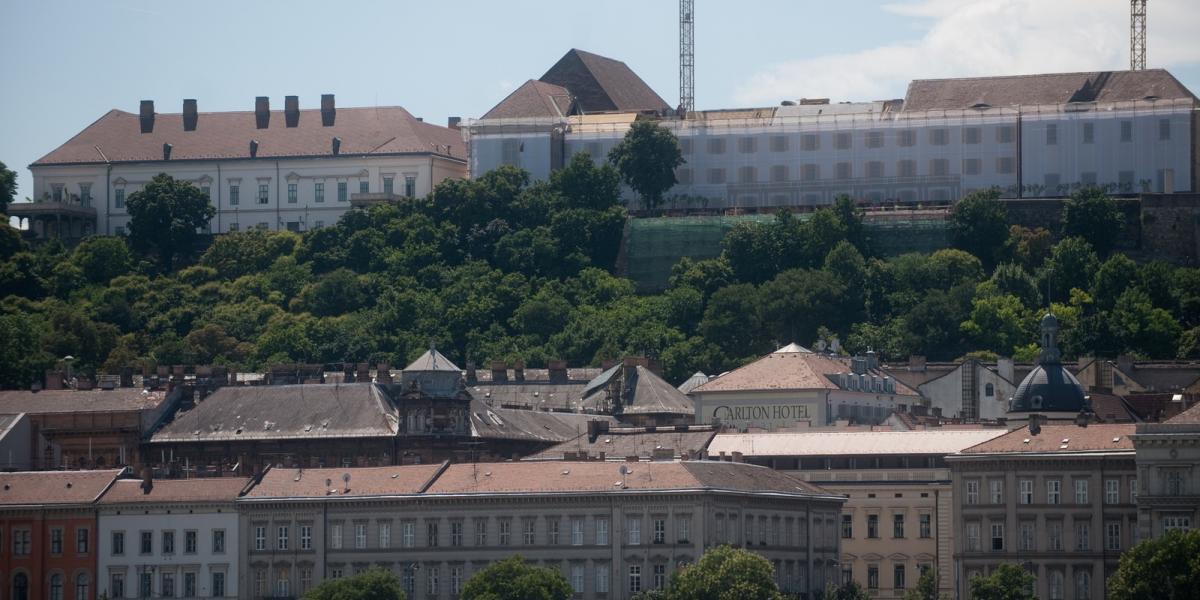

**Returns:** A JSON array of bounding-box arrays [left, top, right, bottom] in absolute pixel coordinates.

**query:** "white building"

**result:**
[[1130, 401, 1200, 539], [15, 95, 467, 238], [97, 476, 250, 599], [465, 53, 1198, 210]]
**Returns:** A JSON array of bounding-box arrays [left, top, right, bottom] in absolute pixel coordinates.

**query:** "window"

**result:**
[[835, 162, 852, 180], [427, 565, 439, 596], [893, 514, 905, 538], [499, 519, 511, 545], [212, 572, 225, 597], [111, 573, 124, 598], [287, 183, 298, 203], [211, 528, 225, 554], [919, 514, 931, 539], [1076, 521, 1090, 550], [867, 566, 879, 589], [571, 564, 584, 594], [929, 128, 949, 146], [427, 521, 439, 547], [1019, 521, 1035, 550], [571, 519, 584, 545], [139, 530, 153, 555], [1166, 470, 1186, 495], [866, 161, 884, 178], [229, 184, 239, 206], [653, 518, 666, 544], [115, 188, 125, 209], [161, 572, 175, 598], [451, 566, 463, 596], [966, 480, 980, 504], [1047, 480, 1061, 504], [832, 132, 851, 150], [254, 526, 266, 551], [866, 131, 884, 148], [1075, 479, 1089, 504], [963, 127, 982, 144], [738, 137, 757, 153], [990, 480, 1004, 504], [653, 564, 667, 589], [1046, 123, 1058, 145], [1019, 479, 1033, 504], [254, 569, 266, 597], [450, 521, 462, 546], [76, 527, 89, 554], [677, 167, 693, 184], [1048, 521, 1064, 550], [227, 222, 238, 232], [257, 183, 269, 204], [79, 183, 92, 206], [337, 181, 348, 202], [964, 158, 981, 175], [738, 166, 756, 183], [1106, 522, 1121, 550], [139, 572, 152, 598], [75, 574, 89, 600], [1076, 570, 1092, 600], [1159, 118, 1171, 140], [51, 574, 64, 600], [474, 519, 487, 546], [628, 517, 641, 545], [706, 168, 726, 184], [596, 517, 609, 545], [966, 522, 980, 551], [359, 180, 369, 194], [801, 134, 820, 151], [1048, 570, 1064, 600], [997, 156, 1015, 174], [314, 182, 324, 203], [596, 564, 609, 593], [707, 138, 726, 154], [867, 515, 879, 539], [991, 522, 1004, 551], [523, 519, 535, 545], [930, 158, 949, 176], [182, 572, 196, 597], [678, 516, 690, 542], [383, 176, 394, 195], [1106, 479, 1120, 504], [1121, 120, 1133, 142], [801, 164, 819, 181], [184, 530, 196, 554], [544, 519, 558, 545], [273, 525, 287, 551], [330, 523, 343, 549], [52, 183, 64, 202], [770, 165, 789, 182], [770, 135, 788, 152], [1131, 478, 1138, 501], [51, 528, 63, 554], [629, 565, 642, 593], [894, 565, 906, 590], [841, 515, 853, 539], [405, 175, 416, 197], [1162, 515, 1191, 531], [112, 531, 125, 555], [680, 138, 693, 154], [1083, 122, 1095, 144]]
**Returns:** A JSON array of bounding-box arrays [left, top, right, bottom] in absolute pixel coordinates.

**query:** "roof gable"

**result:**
[[482, 80, 574, 119], [539, 49, 670, 114], [404, 348, 460, 372], [693, 352, 918, 396]]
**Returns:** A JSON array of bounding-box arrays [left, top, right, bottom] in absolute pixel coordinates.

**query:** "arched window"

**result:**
[[50, 574, 63, 600], [985, 383, 995, 397], [75, 573, 89, 600], [1049, 570, 1064, 600], [13, 572, 28, 600], [1075, 570, 1092, 600]]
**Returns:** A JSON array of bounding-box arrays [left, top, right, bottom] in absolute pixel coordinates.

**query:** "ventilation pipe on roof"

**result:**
[[162, 143, 172, 161], [139, 100, 155, 133], [321, 94, 335, 126], [254, 96, 270, 129], [284, 95, 299, 128], [182, 99, 198, 131], [249, 139, 259, 158]]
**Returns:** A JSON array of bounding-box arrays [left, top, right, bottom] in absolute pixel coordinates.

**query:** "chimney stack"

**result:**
[[1028, 414, 1042, 435], [139, 100, 155, 133], [140, 467, 154, 494], [321, 94, 335, 126], [331, 137, 341, 155], [249, 139, 259, 158], [465, 362, 477, 385], [375, 363, 392, 384], [182, 99, 198, 131], [512, 361, 525, 383], [447, 116, 461, 129], [284, 95, 299, 128], [120, 366, 134, 388], [255, 96, 270, 129], [162, 143, 172, 160], [548, 360, 568, 384], [490, 361, 507, 383]]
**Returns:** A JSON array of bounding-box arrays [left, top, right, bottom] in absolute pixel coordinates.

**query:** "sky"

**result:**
[[2, 0, 1198, 202]]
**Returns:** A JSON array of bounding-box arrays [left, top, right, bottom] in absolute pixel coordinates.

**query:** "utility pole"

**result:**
[[679, 0, 695, 114], [1131, 0, 1147, 70]]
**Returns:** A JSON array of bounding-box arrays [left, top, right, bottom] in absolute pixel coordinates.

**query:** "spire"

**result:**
[[1038, 313, 1062, 365]]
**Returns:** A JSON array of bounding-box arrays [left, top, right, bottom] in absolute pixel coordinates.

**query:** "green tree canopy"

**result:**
[[1108, 529, 1200, 600], [666, 545, 781, 600], [607, 120, 683, 210], [125, 173, 215, 269], [460, 555, 572, 600], [903, 567, 949, 600], [0, 160, 17, 214], [950, 188, 1009, 268], [968, 564, 1035, 600], [302, 567, 406, 600], [1062, 186, 1124, 256]]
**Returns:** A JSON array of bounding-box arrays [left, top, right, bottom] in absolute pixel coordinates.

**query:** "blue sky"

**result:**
[[3, 0, 1198, 201]]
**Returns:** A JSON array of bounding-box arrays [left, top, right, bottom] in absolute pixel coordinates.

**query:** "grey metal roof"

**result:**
[[527, 426, 717, 461], [677, 372, 710, 395], [623, 366, 695, 416], [150, 383, 399, 443], [404, 348, 460, 372], [468, 400, 618, 443]]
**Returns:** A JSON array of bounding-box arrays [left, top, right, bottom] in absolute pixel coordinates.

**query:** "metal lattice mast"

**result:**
[[679, 0, 695, 113], [1131, 0, 1147, 70]]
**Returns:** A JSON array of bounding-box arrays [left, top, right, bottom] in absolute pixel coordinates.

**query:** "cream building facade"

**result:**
[[710, 429, 1006, 599], [237, 460, 845, 600], [1131, 402, 1200, 539], [948, 422, 1138, 600]]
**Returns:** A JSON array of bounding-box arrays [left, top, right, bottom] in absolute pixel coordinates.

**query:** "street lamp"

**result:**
[[62, 355, 75, 386]]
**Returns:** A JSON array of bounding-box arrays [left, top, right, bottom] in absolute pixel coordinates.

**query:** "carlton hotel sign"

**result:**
[[698, 394, 822, 429], [713, 404, 810, 423]]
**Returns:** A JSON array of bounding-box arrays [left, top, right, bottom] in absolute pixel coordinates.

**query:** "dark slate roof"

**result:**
[[150, 383, 399, 443], [482, 80, 575, 119], [1009, 364, 1087, 413], [0, 388, 170, 414], [527, 426, 717, 461], [33, 105, 466, 166], [904, 69, 1197, 111], [622, 366, 695, 416], [468, 382, 596, 412], [468, 400, 618, 443], [539, 49, 670, 114], [403, 348, 460, 372]]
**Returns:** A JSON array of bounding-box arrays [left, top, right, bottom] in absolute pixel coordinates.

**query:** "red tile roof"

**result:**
[[904, 69, 1196, 111], [33, 105, 466, 166], [483, 80, 574, 119], [243, 464, 444, 499], [959, 423, 1135, 454], [99, 477, 251, 504], [692, 350, 918, 396], [0, 388, 169, 414], [539, 49, 670, 114], [1166, 401, 1200, 424], [0, 470, 122, 506]]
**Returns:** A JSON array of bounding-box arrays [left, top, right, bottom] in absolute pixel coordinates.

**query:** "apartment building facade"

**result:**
[[1130, 402, 1200, 539]]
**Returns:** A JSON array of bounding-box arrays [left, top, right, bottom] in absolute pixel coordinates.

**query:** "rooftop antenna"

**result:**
[[679, 0, 695, 114], [1131, 0, 1148, 70]]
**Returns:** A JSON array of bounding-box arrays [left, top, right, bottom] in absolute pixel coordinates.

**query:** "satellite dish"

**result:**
[[619, 465, 630, 475], [342, 473, 351, 484]]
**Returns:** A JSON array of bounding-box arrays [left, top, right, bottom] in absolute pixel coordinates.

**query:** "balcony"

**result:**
[[8, 196, 98, 239]]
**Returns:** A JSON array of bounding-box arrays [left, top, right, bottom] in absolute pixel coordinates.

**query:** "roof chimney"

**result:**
[[284, 95, 299, 128], [182, 99, 197, 131], [548, 360, 568, 384], [255, 96, 270, 129], [490, 361, 507, 383], [331, 137, 341, 155], [140, 467, 153, 494], [139, 100, 155, 133], [162, 143, 172, 160], [321, 94, 335, 126], [1029, 414, 1042, 435], [249, 139, 259, 158], [447, 116, 461, 129]]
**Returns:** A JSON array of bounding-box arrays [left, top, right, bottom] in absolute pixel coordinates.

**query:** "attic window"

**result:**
[[1023, 438, 1030, 444], [1112, 437, 1121, 443], [971, 102, 991, 109]]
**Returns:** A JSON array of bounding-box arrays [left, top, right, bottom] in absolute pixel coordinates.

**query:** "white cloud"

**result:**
[[734, 0, 1200, 104]]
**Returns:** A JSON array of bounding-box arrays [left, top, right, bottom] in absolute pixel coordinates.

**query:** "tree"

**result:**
[[821, 581, 873, 600], [950, 189, 1009, 268], [903, 567, 949, 600], [968, 564, 1035, 600], [1039, 237, 1099, 304], [1108, 529, 1200, 600], [607, 120, 684, 210], [960, 294, 1034, 356], [666, 545, 781, 600], [1062, 186, 1124, 256], [70, 236, 133, 285], [124, 173, 215, 269], [460, 555, 572, 600], [0, 160, 16, 214], [302, 567, 406, 600]]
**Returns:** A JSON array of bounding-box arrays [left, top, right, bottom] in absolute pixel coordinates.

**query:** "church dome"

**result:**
[[1009, 312, 1087, 414]]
